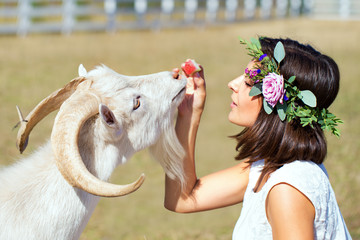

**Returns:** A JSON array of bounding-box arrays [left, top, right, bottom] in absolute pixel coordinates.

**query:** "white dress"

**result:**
[[232, 160, 352, 240]]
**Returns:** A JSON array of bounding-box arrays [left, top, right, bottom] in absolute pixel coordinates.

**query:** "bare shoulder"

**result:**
[[266, 183, 315, 240]]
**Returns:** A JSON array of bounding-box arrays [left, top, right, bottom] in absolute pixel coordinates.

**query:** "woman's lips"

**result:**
[[231, 101, 237, 108]]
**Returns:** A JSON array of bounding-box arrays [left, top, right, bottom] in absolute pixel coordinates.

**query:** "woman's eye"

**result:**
[[133, 97, 141, 110], [245, 81, 252, 87]]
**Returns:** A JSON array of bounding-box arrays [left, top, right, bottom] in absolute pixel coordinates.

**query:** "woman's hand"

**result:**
[[173, 64, 206, 119]]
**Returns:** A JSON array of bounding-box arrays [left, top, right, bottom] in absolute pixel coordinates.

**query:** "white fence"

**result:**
[[312, 0, 360, 19], [0, 0, 358, 36]]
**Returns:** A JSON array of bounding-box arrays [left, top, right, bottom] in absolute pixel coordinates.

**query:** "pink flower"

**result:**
[[262, 73, 285, 107]]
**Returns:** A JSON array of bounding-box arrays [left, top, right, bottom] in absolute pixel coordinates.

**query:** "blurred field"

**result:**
[[1, 18, 359, 239]]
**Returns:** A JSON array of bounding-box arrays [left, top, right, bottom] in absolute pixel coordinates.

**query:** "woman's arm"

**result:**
[[164, 66, 250, 213], [266, 183, 315, 240], [165, 161, 250, 213]]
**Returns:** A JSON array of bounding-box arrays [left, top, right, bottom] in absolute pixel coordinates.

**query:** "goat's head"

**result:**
[[15, 64, 186, 197]]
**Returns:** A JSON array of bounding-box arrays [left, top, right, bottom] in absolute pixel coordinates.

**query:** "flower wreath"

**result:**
[[239, 37, 343, 137]]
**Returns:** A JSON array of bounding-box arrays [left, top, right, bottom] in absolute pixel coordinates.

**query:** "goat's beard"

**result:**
[[149, 126, 185, 189]]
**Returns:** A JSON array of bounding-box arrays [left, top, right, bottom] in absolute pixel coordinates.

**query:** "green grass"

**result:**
[[0, 18, 359, 239]]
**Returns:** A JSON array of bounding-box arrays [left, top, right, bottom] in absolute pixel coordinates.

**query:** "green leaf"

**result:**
[[274, 41, 285, 64], [311, 115, 318, 122], [249, 83, 262, 96], [299, 90, 317, 107], [250, 37, 261, 50], [276, 102, 287, 121], [270, 58, 278, 71], [239, 37, 248, 45], [288, 76, 296, 83], [301, 119, 310, 127], [263, 98, 273, 114], [333, 129, 341, 137]]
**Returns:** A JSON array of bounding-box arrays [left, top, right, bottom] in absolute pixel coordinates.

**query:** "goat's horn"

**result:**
[[51, 90, 145, 197], [16, 77, 86, 153]]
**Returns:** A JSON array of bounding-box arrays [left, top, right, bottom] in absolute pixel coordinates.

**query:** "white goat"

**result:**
[[0, 64, 186, 240]]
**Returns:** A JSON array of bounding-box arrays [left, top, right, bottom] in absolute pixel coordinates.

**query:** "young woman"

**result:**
[[166, 37, 352, 239]]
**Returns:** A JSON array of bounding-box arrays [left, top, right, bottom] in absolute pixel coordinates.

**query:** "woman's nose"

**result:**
[[228, 76, 243, 92], [228, 81, 236, 92]]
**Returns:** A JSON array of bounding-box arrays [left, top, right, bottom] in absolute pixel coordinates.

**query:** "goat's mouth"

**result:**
[[172, 87, 186, 101]]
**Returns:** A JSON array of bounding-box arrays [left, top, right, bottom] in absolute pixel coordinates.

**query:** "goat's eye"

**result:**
[[133, 96, 141, 110]]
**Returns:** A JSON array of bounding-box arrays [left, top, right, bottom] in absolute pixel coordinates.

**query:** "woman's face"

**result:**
[[228, 61, 262, 127]]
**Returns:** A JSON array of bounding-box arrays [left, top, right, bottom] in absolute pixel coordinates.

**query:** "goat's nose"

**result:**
[[172, 68, 180, 80]]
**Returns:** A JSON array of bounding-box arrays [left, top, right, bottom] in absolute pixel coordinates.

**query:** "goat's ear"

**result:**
[[99, 104, 117, 126], [99, 104, 123, 138], [78, 64, 87, 77]]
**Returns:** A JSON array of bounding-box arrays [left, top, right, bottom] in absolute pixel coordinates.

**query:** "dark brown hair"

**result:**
[[233, 37, 340, 191]]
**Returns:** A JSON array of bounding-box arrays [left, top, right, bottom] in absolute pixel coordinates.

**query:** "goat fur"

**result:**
[[0, 65, 186, 239]]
